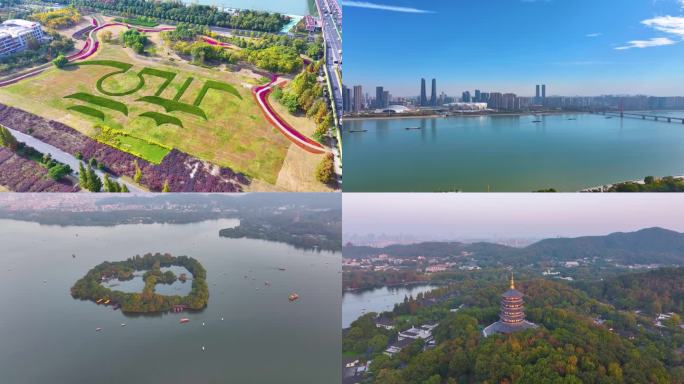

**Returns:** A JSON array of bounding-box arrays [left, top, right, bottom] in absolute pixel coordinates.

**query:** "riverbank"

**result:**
[[581, 175, 684, 192]]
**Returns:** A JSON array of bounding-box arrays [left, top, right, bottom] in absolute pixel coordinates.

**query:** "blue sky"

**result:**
[[343, 0, 684, 96]]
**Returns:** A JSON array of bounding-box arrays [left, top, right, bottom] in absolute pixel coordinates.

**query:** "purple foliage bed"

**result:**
[[0, 148, 79, 192], [0, 104, 250, 192]]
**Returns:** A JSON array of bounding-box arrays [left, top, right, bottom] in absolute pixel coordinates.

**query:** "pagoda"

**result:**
[[482, 274, 538, 337]]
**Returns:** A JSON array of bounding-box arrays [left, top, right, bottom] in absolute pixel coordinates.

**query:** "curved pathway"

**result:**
[[0, 16, 327, 154], [253, 75, 327, 154]]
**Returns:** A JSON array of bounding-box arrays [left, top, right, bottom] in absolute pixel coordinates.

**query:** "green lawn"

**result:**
[[96, 126, 171, 164], [0, 40, 292, 184]]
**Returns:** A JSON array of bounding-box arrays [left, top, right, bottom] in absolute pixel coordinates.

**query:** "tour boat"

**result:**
[[179, 318, 190, 324], [95, 327, 102, 332], [96, 298, 104, 304], [288, 293, 299, 301], [120, 323, 126, 327], [278, 268, 286, 271], [103, 299, 110, 305]]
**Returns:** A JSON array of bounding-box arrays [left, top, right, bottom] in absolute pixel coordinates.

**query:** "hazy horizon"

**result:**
[[343, 194, 684, 240]]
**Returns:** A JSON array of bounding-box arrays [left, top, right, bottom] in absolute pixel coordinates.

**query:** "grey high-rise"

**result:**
[[541, 84, 546, 102], [420, 78, 427, 106], [375, 86, 384, 108], [342, 85, 351, 112], [353, 85, 363, 113], [430, 78, 437, 106]]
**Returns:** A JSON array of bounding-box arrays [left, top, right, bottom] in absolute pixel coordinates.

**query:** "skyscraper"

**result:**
[[375, 86, 384, 108], [535, 84, 540, 103], [541, 84, 546, 105], [430, 78, 437, 106], [462, 91, 471, 103], [353, 85, 363, 113], [474, 89, 481, 102], [342, 85, 351, 112], [383, 91, 390, 108], [420, 78, 427, 107]]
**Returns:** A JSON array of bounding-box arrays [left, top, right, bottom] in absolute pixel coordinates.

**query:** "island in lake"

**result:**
[[71, 253, 208, 313]]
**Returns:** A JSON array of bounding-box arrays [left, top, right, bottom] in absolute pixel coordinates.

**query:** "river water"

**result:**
[[342, 284, 437, 328], [342, 112, 684, 192], [0, 218, 340, 383], [183, 0, 310, 16]]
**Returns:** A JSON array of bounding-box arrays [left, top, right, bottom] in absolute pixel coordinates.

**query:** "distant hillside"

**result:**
[[522, 227, 684, 264], [344, 227, 684, 265]]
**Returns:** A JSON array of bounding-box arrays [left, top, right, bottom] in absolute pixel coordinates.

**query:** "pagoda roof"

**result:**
[[502, 289, 523, 298]]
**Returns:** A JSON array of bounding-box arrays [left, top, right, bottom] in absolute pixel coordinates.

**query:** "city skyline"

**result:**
[[344, 0, 684, 96]]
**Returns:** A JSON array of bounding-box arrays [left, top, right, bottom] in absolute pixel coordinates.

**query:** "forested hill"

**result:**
[[343, 227, 684, 265], [345, 277, 684, 383], [522, 227, 684, 264], [575, 267, 684, 315]]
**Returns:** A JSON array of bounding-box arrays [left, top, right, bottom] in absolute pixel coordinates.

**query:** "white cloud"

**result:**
[[615, 37, 677, 50], [586, 33, 602, 37], [641, 15, 684, 37], [341, 1, 433, 13]]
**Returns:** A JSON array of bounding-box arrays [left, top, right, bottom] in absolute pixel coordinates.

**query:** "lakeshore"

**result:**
[[342, 112, 684, 192]]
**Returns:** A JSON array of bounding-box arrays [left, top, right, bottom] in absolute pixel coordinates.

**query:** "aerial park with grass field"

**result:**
[[0, 13, 336, 192]]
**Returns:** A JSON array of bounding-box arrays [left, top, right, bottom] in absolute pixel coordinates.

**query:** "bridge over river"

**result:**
[[594, 111, 684, 124]]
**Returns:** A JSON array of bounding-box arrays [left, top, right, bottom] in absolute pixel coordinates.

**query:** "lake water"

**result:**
[[184, 0, 310, 16], [342, 285, 437, 328], [342, 113, 684, 192], [0, 218, 340, 384]]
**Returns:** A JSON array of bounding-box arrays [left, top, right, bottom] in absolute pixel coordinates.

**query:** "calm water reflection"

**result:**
[[0, 218, 340, 384]]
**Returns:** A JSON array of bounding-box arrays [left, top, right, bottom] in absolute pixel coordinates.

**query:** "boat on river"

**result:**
[[288, 293, 299, 301]]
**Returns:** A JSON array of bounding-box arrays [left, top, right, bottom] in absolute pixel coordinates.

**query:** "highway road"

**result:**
[[316, 0, 343, 118], [314, 0, 343, 180]]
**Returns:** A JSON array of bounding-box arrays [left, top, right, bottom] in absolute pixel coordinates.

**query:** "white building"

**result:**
[[0, 19, 46, 56]]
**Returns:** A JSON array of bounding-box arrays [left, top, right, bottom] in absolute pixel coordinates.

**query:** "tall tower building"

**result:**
[[535, 85, 540, 104], [375, 86, 384, 108], [430, 78, 437, 106], [383, 91, 390, 108], [474, 89, 481, 102], [420, 78, 427, 107], [342, 85, 351, 112], [541, 84, 546, 105], [353, 85, 363, 113], [483, 274, 538, 337], [462, 91, 471, 103]]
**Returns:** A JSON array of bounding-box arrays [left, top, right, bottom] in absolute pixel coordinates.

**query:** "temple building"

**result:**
[[483, 274, 538, 337]]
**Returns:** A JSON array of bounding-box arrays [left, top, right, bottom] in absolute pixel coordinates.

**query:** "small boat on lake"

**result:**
[[288, 293, 299, 301], [120, 323, 126, 327], [532, 120, 542, 123], [95, 327, 102, 332], [179, 318, 190, 324], [405, 126, 422, 130], [349, 129, 367, 133], [278, 268, 286, 271]]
